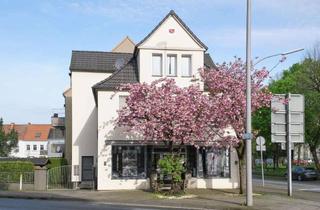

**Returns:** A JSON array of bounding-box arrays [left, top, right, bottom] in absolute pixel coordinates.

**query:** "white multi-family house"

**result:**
[[4, 114, 65, 158], [68, 10, 239, 190], [5, 124, 50, 158]]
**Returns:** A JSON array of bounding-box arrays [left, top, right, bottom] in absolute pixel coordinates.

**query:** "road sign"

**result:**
[[271, 94, 305, 143], [256, 136, 266, 187], [256, 136, 265, 146], [256, 145, 266, 151], [256, 136, 266, 151], [281, 142, 294, 150], [272, 93, 304, 197]]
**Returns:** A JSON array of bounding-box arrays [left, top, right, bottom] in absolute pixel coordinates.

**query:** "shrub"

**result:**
[[158, 155, 185, 183], [0, 161, 33, 172], [47, 158, 68, 169], [0, 161, 34, 183]]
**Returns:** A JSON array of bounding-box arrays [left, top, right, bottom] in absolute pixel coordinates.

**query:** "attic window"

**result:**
[[35, 132, 41, 139]]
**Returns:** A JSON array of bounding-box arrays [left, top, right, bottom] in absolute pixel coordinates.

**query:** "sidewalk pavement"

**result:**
[[0, 186, 320, 210]]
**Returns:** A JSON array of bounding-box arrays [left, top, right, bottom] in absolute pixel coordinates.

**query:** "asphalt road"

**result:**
[[253, 177, 320, 193], [0, 198, 190, 210]]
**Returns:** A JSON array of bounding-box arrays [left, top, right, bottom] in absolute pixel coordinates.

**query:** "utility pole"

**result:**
[[286, 93, 292, 196], [245, 0, 253, 206]]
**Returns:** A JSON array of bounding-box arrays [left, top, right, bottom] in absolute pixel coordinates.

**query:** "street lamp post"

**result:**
[[254, 48, 304, 66], [245, 0, 253, 207]]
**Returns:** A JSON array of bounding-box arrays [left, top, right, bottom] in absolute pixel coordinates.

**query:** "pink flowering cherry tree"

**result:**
[[117, 78, 236, 149], [200, 58, 272, 194], [116, 78, 237, 193]]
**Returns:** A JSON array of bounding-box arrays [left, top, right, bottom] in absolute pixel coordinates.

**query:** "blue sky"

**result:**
[[0, 0, 319, 124]]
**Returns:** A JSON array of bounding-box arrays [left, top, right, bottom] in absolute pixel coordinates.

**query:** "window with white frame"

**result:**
[[181, 55, 192, 76], [166, 54, 177, 76], [40, 145, 44, 151], [152, 54, 162, 76], [26, 145, 30, 151], [33, 145, 37, 151]]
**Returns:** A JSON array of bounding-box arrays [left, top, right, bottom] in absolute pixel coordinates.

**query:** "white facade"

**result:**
[[10, 140, 48, 158], [71, 72, 112, 182], [70, 11, 239, 190]]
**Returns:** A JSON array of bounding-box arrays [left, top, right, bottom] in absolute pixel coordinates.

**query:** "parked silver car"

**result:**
[[286, 166, 319, 181]]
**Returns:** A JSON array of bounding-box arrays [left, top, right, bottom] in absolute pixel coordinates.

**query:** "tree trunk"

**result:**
[[236, 140, 245, 194], [310, 146, 320, 172]]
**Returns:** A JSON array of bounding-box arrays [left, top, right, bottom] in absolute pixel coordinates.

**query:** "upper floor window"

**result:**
[[40, 145, 44, 151], [26, 145, 30, 151], [33, 145, 37, 151], [166, 54, 177, 76], [119, 96, 127, 109], [152, 54, 162, 76], [181, 55, 192, 77]]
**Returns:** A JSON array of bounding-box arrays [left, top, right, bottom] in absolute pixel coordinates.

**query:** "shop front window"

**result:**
[[198, 147, 230, 178], [112, 145, 146, 179]]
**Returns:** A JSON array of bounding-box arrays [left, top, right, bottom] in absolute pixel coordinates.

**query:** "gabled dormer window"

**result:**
[[152, 54, 162, 76], [35, 132, 41, 139], [166, 54, 177, 76]]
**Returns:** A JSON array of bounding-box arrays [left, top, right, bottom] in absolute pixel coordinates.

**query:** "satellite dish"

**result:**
[[114, 58, 126, 70]]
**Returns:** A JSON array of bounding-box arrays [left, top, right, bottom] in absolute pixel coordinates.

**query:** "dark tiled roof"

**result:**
[[136, 10, 208, 51], [70, 51, 134, 73], [92, 53, 215, 92], [204, 53, 217, 69], [92, 57, 139, 91]]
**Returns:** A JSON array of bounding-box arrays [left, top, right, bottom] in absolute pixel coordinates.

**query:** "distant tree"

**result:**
[[252, 44, 320, 172], [296, 45, 320, 172], [0, 118, 18, 157]]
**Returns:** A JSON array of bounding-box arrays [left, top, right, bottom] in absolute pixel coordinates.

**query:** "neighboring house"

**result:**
[[47, 114, 65, 158], [67, 10, 239, 190], [5, 124, 50, 158], [4, 115, 66, 158]]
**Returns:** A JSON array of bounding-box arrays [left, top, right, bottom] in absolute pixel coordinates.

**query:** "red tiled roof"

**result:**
[[23, 124, 51, 141], [3, 124, 28, 140], [3, 124, 51, 141]]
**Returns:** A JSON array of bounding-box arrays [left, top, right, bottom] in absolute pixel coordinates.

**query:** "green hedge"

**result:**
[[0, 161, 33, 172], [47, 158, 68, 169]]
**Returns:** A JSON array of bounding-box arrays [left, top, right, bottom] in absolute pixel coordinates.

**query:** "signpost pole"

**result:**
[[286, 93, 293, 196], [260, 139, 264, 187]]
